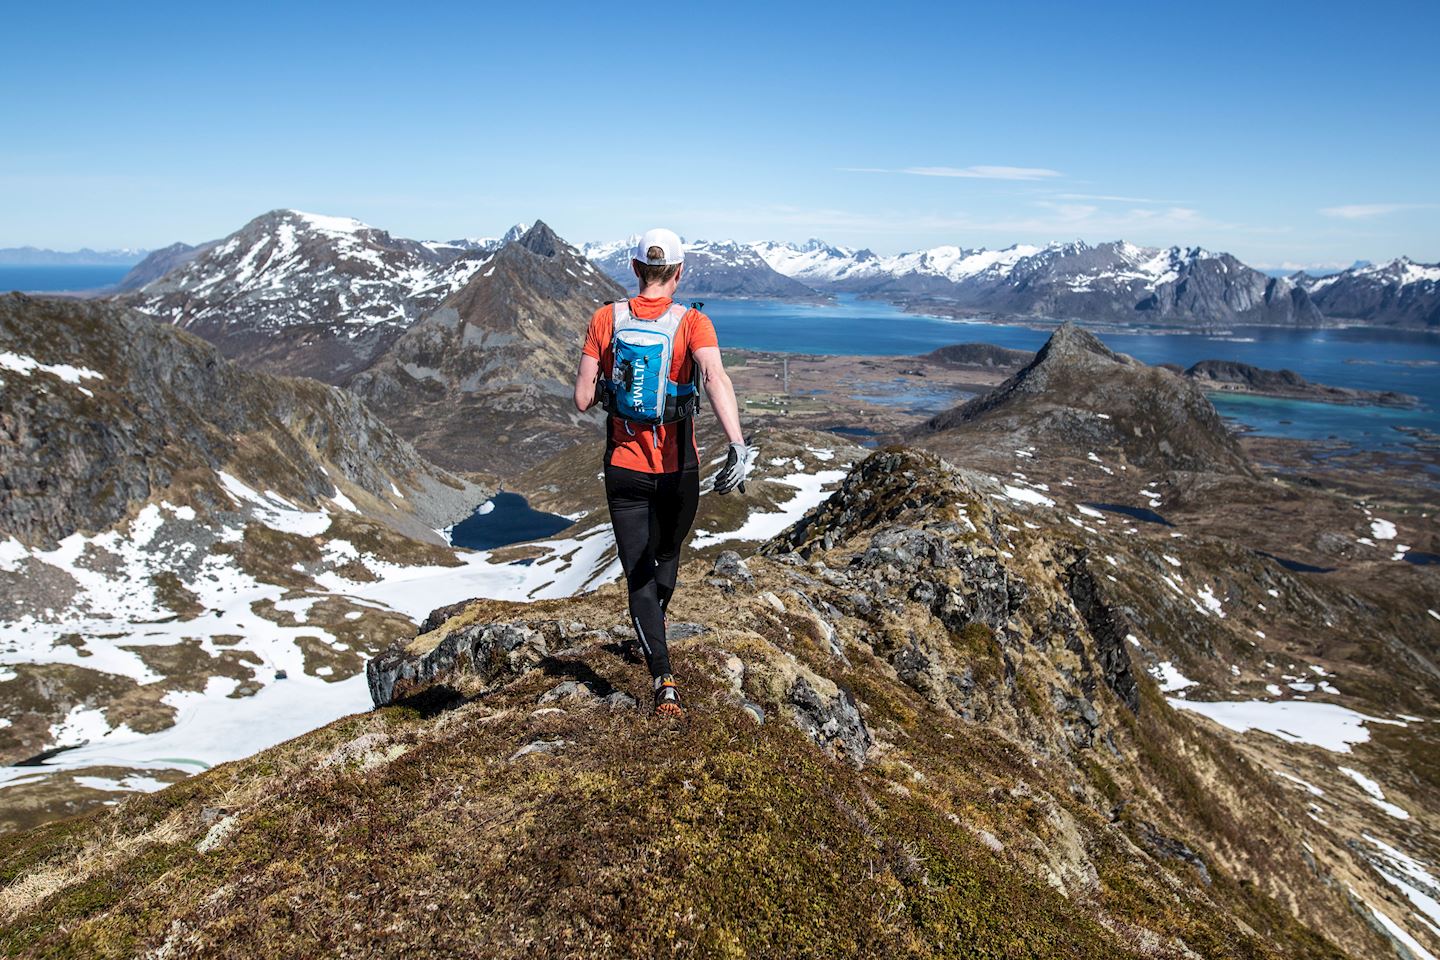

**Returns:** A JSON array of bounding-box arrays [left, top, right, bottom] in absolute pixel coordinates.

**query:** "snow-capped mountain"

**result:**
[[123, 210, 522, 382], [1294, 257, 1440, 328], [583, 237, 821, 300], [753, 238, 1322, 326]]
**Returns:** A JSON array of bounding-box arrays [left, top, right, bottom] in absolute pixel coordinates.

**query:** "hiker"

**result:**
[[573, 228, 749, 719]]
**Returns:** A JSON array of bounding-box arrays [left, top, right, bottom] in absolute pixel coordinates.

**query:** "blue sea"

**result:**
[[704, 296, 1440, 452], [0, 265, 133, 293]]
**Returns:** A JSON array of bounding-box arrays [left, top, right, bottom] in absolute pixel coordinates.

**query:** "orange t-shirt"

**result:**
[[582, 296, 719, 473]]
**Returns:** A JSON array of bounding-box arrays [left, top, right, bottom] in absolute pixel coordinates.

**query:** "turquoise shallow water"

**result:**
[[702, 295, 1440, 451]]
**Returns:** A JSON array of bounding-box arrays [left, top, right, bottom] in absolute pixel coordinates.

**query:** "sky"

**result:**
[[2, 1, 1437, 268]]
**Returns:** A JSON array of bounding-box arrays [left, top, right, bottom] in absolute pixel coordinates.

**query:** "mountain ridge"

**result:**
[[2, 446, 1431, 957]]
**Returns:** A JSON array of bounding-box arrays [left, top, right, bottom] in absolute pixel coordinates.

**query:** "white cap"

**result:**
[[632, 227, 685, 266]]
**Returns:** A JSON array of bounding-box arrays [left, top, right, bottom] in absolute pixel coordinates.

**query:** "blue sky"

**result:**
[[3, 0, 1436, 267]]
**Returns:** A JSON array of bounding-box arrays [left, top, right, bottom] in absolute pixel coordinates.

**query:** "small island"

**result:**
[[1183, 359, 1418, 408]]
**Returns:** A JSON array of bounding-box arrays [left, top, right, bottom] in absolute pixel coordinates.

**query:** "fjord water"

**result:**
[[706, 295, 1440, 449], [0, 265, 132, 292]]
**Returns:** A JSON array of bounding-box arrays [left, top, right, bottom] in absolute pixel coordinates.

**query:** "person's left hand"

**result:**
[[712, 442, 750, 495]]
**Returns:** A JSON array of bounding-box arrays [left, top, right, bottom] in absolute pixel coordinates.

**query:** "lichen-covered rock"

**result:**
[[785, 676, 872, 767], [367, 621, 548, 706]]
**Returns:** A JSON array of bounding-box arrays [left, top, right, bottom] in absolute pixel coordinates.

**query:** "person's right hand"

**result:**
[[712, 442, 750, 495]]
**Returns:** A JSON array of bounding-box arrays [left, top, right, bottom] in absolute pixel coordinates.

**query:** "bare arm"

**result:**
[[573, 354, 600, 413], [692, 346, 744, 444]]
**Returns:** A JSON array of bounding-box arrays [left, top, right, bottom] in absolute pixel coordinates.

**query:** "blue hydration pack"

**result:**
[[600, 300, 701, 443]]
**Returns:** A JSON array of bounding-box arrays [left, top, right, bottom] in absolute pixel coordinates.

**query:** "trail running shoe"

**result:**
[[653, 675, 685, 719]]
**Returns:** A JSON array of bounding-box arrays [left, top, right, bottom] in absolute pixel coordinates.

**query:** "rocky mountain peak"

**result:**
[[1031, 321, 1130, 370], [515, 220, 564, 258], [918, 323, 1250, 475]]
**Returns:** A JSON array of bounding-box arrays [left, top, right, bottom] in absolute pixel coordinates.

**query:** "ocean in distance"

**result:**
[[703, 295, 1440, 452], [0, 265, 132, 293]]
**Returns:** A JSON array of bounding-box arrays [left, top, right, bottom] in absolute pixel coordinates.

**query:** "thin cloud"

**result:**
[[843, 165, 1063, 181], [1319, 203, 1434, 220], [1052, 192, 1190, 204]]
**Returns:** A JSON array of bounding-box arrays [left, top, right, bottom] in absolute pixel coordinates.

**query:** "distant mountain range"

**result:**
[[583, 237, 821, 301], [1292, 257, 1440, 328], [0, 246, 148, 266], [92, 209, 1435, 484], [585, 235, 1438, 329]]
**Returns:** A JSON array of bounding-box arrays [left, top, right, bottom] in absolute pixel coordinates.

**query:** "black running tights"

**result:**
[[603, 463, 700, 679]]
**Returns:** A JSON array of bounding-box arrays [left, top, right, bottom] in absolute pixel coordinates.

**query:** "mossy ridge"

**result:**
[[0, 639, 1326, 954], [0, 679, 1147, 958], [0, 448, 1412, 958]]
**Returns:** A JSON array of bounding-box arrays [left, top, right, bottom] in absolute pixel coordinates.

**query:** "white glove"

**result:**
[[712, 442, 750, 495]]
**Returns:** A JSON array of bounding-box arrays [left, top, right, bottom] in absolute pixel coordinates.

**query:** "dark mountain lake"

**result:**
[[449, 492, 574, 550], [702, 295, 1440, 452], [0, 265, 132, 292], [1083, 503, 1173, 526]]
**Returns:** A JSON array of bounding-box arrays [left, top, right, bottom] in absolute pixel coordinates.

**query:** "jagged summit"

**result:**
[[513, 220, 564, 258], [1028, 319, 1129, 368]]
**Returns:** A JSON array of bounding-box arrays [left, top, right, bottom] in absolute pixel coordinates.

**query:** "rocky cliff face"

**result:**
[[0, 294, 480, 547], [348, 222, 624, 475], [0, 293, 490, 812], [121, 209, 495, 382], [6, 447, 1433, 958]]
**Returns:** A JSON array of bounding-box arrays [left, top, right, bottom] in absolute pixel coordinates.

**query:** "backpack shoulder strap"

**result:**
[[612, 299, 630, 324]]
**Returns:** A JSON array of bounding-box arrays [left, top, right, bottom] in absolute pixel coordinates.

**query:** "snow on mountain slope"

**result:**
[[1297, 257, 1440, 328], [123, 210, 507, 382], [583, 236, 821, 299], [749, 237, 1321, 325]]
